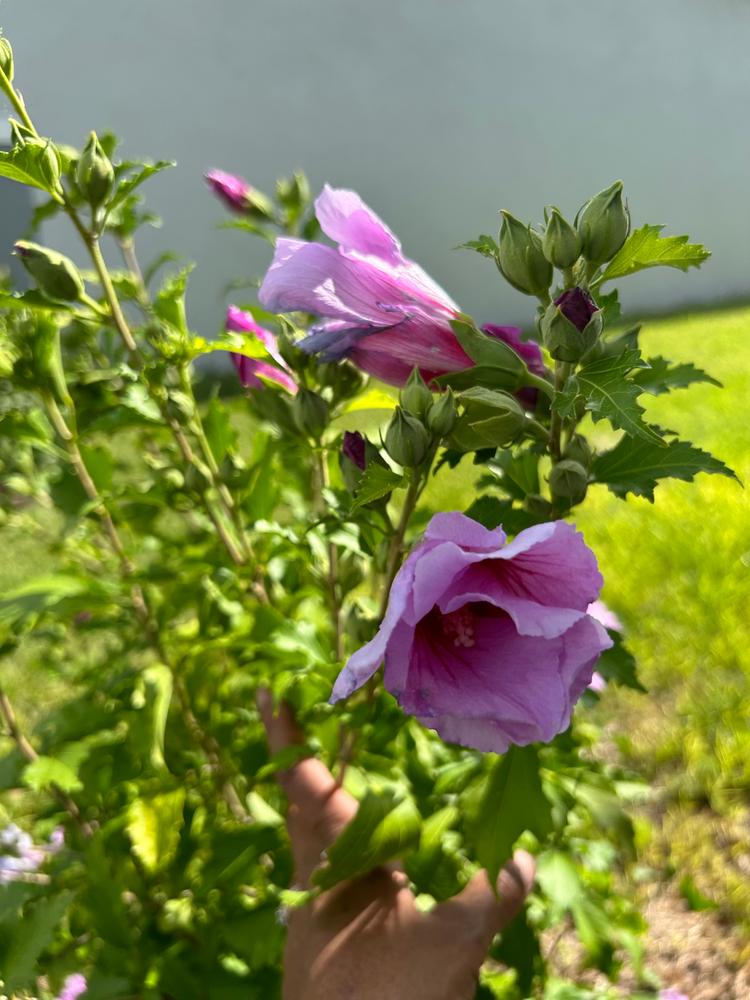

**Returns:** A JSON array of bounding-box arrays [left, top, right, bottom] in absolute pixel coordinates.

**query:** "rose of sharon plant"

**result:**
[[332, 512, 611, 753]]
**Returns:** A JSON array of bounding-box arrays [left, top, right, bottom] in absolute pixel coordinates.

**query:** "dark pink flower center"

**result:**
[[440, 606, 477, 648]]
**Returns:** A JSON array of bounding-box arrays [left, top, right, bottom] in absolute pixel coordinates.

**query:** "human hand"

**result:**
[[258, 692, 535, 1000]]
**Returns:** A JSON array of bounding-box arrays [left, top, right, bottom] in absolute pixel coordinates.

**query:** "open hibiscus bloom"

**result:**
[[331, 512, 611, 753], [259, 185, 479, 387], [225, 306, 297, 394]]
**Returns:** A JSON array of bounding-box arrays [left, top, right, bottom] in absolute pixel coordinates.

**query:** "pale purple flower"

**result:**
[[0, 823, 45, 883], [225, 306, 297, 395], [331, 512, 611, 753], [483, 324, 548, 409], [56, 973, 88, 1000], [205, 169, 256, 214], [259, 185, 476, 387], [658, 990, 689, 1000]]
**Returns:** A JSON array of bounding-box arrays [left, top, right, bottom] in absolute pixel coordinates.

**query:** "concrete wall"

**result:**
[[2, 0, 749, 341]]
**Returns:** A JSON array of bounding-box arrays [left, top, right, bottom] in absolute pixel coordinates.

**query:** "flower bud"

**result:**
[[14, 241, 85, 302], [385, 407, 430, 467], [401, 368, 433, 418], [576, 181, 629, 265], [76, 131, 115, 209], [541, 288, 602, 362], [542, 206, 581, 269], [30, 317, 70, 406], [23, 139, 63, 196], [0, 37, 14, 82], [451, 388, 526, 450], [497, 211, 553, 298], [563, 433, 593, 468], [205, 169, 275, 218], [549, 459, 589, 504], [426, 390, 457, 437], [292, 388, 329, 439], [340, 430, 367, 492]]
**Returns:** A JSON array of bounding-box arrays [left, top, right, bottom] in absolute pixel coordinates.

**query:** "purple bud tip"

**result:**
[[205, 168, 252, 213], [342, 430, 367, 470], [13, 242, 29, 257], [554, 287, 599, 332]]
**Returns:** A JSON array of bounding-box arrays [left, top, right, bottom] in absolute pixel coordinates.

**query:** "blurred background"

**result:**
[[3, 0, 750, 337]]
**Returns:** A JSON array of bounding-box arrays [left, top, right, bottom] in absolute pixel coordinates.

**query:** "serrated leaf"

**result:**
[[153, 265, 194, 335], [22, 755, 83, 793], [351, 463, 404, 509], [107, 159, 174, 215], [469, 745, 553, 888], [631, 355, 721, 395], [0, 141, 61, 196], [593, 435, 738, 501], [127, 789, 185, 872], [313, 787, 421, 890], [554, 349, 664, 445], [456, 234, 499, 258], [3, 891, 72, 991], [599, 224, 710, 283]]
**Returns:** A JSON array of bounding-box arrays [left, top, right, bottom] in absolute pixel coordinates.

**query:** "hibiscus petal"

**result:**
[[315, 184, 403, 266], [424, 512, 506, 551]]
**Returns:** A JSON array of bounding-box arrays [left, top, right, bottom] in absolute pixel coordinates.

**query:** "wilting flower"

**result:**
[[554, 287, 599, 332], [331, 512, 611, 753], [225, 306, 297, 394], [205, 169, 272, 217], [482, 324, 547, 409], [258, 185, 480, 387], [56, 973, 88, 1000]]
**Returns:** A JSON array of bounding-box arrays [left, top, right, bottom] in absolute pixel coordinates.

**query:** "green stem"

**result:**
[[522, 371, 554, 400], [312, 447, 344, 660], [548, 361, 572, 464], [0, 65, 37, 135]]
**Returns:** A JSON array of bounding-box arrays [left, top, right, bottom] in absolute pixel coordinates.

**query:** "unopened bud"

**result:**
[[205, 169, 274, 218], [541, 288, 602, 362], [14, 241, 85, 302], [30, 317, 70, 405], [340, 430, 367, 492], [576, 181, 629, 265], [76, 131, 115, 209], [385, 407, 429, 467], [563, 433, 593, 468], [542, 206, 581, 269], [426, 390, 457, 437], [549, 459, 589, 504], [292, 388, 329, 439], [23, 139, 63, 196], [451, 388, 525, 451], [0, 37, 14, 82], [401, 368, 433, 418], [497, 211, 552, 299]]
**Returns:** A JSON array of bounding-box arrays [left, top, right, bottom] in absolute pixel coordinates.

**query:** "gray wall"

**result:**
[[2, 0, 750, 342]]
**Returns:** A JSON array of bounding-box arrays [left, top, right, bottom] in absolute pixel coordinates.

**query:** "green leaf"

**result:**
[[313, 786, 421, 890], [351, 463, 404, 510], [107, 159, 174, 215], [631, 355, 721, 395], [153, 265, 194, 336], [554, 349, 664, 446], [490, 906, 543, 996], [3, 891, 72, 992], [593, 435, 738, 501], [127, 788, 185, 873], [449, 318, 526, 379], [469, 745, 553, 888], [679, 873, 718, 911], [203, 397, 237, 463], [599, 224, 710, 283], [143, 664, 173, 770], [22, 754, 83, 793], [595, 633, 645, 691], [536, 850, 583, 910], [456, 234, 499, 258], [0, 141, 61, 196]]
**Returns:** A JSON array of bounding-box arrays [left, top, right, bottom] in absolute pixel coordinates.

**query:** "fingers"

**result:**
[[257, 689, 358, 885], [432, 849, 535, 952]]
